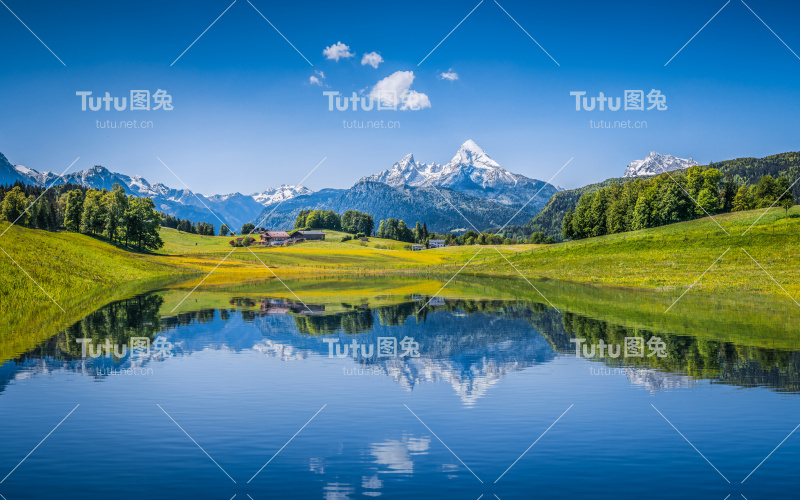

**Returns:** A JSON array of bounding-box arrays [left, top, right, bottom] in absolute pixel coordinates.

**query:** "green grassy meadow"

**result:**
[[0, 222, 187, 350], [472, 206, 800, 299], [1, 206, 798, 362]]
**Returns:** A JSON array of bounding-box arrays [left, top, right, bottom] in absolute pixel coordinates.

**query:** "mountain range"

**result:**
[[361, 139, 555, 207], [5, 146, 796, 244], [0, 141, 559, 233], [254, 140, 558, 232], [4, 145, 706, 235], [0, 152, 310, 230]]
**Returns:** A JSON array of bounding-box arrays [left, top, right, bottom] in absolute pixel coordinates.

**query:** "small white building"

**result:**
[[411, 244, 425, 251], [429, 239, 446, 248]]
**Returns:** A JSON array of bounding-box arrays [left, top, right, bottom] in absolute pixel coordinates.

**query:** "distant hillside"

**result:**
[[254, 181, 537, 233], [494, 178, 627, 240], [503, 151, 800, 241], [713, 152, 800, 191]]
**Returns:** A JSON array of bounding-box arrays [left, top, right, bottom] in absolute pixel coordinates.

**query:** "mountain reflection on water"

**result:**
[[2, 292, 800, 401]]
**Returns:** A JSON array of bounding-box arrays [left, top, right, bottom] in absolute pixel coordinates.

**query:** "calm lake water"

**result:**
[[1, 286, 799, 499]]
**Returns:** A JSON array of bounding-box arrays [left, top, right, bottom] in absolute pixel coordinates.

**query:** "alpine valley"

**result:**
[[0, 141, 559, 233]]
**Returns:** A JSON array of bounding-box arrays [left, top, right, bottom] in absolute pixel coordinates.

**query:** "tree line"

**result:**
[[377, 217, 551, 246], [285, 207, 553, 246], [431, 230, 551, 246], [161, 214, 222, 236], [562, 166, 795, 240], [294, 209, 375, 235], [0, 182, 163, 251], [1, 181, 231, 250], [294, 209, 343, 231]]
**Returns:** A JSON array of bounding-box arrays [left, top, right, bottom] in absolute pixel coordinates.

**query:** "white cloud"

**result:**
[[439, 69, 459, 81], [323, 41, 354, 61], [361, 51, 383, 69], [368, 71, 431, 111], [309, 70, 325, 86], [399, 90, 431, 110]]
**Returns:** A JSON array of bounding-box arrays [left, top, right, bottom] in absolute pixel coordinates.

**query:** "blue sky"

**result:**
[[1, 0, 799, 194]]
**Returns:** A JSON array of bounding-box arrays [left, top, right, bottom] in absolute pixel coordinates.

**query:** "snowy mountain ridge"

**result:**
[[361, 140, 555, 207], [624, 151, 698, 178], [0, 156, 311, 231]]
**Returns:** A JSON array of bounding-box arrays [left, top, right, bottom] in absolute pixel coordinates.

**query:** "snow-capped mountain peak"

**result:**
[[360, 153, 441, 188], [363, 140, 513, 189], [448, 139, 502, 171], [398, 153, 415, 166], [361, 140, 557, 207], [624, 152, 698, 178], [252, 185, 313, 206], [126, 174, 152, 193]]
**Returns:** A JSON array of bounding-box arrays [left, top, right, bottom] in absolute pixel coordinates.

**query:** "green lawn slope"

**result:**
[[473, 206, 800, 300], [0, 222, 190, 350]]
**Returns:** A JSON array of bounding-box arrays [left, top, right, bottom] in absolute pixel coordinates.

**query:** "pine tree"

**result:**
[[561, 207, 574, 240], [721, 173, 737, 212]]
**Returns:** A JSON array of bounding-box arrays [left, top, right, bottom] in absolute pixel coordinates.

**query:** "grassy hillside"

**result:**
[[0, 224, 518, 337], [320, 230, 410, 250], [473, 206, 800, 300], [155, 227, 533, 281], [3, 207, 799, 358], [0, 222, 189, 346], [67, 209, 800, 303], [4, 208, 798, 314], [157, 227, 237, 253]]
